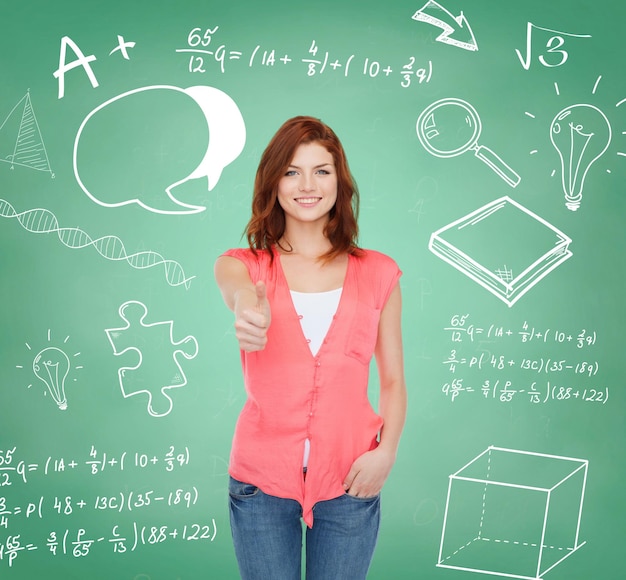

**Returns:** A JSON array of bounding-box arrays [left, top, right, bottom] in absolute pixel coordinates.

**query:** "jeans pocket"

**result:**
[[228, 476, 260, 499], [343, 492, 381, 502]]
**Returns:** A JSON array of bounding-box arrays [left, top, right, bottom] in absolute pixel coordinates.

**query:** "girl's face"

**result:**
[[277, 141, 338, 229]]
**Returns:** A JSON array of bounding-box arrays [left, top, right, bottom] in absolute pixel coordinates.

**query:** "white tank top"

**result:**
[[290, 287, 343, 467], [290, 287, 342, 356]]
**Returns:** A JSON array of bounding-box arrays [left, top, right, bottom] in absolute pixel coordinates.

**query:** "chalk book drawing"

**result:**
[[0, 199, 194, 288], [0, 91, 54, 176], [73, 85, 246, 215], [428, 196, 572, 307], [438, 446, 588, 579], [105, 301, 199, 417]]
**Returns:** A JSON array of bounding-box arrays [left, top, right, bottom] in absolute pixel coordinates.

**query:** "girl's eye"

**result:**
[[316, 169, 329, 175], [285, 170, 298, 176]]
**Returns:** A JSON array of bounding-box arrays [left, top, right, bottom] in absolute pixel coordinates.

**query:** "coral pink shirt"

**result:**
[[223, 247, 401, 526]]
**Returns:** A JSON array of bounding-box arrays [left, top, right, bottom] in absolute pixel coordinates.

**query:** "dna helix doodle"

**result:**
[[0, 199, 195, 288]]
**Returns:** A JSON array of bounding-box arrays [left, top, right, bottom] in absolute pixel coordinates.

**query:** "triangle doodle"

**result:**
[[0, 91, 54, 177]]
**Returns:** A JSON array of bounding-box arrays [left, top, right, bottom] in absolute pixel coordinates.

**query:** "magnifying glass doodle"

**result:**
[[416, 98, 521, 188]]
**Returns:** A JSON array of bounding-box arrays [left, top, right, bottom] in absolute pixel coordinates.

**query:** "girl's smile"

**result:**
[[277, 142, 338, 226]]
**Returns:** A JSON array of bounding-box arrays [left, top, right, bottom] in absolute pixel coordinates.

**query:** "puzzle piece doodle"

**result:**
[[105, 300, 198, 417]]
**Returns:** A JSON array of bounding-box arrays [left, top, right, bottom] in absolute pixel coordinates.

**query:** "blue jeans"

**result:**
[[228, 476, 381, 579]]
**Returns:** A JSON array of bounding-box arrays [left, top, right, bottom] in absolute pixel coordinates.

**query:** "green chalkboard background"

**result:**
[[1, 0, 624, 578]]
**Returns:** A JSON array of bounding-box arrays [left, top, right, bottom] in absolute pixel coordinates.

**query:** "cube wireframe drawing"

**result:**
[[437, 446, 588, 579]]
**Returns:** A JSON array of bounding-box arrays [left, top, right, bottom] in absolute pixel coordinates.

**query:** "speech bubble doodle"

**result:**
[[183, 85, 246, 191], [73, 85, 246, 215]]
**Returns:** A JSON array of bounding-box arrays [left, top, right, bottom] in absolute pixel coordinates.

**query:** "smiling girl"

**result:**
[[214, 116, 407, 579]]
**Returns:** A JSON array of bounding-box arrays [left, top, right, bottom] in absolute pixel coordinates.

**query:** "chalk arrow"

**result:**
[[412, 1, 478, 51]]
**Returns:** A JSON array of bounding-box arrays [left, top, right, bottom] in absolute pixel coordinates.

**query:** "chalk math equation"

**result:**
[[0, 445, 190, 487], [442, 378, 609, 405], [444, 314, 597, 347], [0, 444, 217, 570], [443, 352, 599, 377], [1, 485, 199, 521], [176, 26, 434, 89], [0, 520, 217, 568], [439, 314, 607, 404]]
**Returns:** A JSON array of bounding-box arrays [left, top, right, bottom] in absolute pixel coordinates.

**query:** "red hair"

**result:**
[[245, 116, 361, 262]]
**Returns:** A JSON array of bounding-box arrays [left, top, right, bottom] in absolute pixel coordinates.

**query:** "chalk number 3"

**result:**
[[516, 22, 591, 70]]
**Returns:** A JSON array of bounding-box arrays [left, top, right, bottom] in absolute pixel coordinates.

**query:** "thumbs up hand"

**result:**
[[234, 281, 271, 352]]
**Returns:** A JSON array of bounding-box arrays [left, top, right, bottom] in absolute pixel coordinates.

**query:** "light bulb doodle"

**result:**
[[16, 330, 82, 409], [416, 98, 521, 187], [550, 104, 612, 211], [32, 347, 70, 410]]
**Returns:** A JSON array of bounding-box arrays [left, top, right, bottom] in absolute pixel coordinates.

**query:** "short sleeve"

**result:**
[[364, 250, 402, 309], [221, 248, 261, 282]]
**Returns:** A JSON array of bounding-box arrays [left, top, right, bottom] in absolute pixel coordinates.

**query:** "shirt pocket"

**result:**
[[345, 307, 381, 365]]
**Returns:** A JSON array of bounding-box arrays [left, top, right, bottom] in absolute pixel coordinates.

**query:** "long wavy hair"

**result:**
[[245, 116, 362, 262]]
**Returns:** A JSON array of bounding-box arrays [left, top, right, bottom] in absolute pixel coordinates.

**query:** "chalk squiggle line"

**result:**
[[0, 199, 195, 288]]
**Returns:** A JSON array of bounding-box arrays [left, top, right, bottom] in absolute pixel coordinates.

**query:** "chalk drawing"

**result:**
[[0, 199, 195, 288], [105, 301, 199, 418], [417, 98, 520, 187], [0, 91, 54, 177], [438, 446, 588, 579], [412, 1, 478, 52], [429, 197, 572, 307], [73, 85, 246, 214]]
